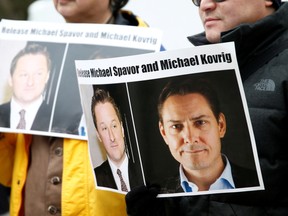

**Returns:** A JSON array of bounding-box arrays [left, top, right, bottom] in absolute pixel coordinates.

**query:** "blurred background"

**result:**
[[0, 0, 204, 50]]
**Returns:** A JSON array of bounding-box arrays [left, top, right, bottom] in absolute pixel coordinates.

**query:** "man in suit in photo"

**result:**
[[157, 77, 259, 193], [91, 88, 143, 192], [0, 42, 52, 132]]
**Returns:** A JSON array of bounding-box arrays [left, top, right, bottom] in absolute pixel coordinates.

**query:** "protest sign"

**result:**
[[0, 19, 162, 139], [75, 42, 264, 197]]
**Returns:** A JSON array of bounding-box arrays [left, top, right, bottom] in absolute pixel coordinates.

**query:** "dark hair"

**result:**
[[110, 0, 129, 13], [91, 88, 122, 129], [10, 43, 51, 76], [158, 77, 221, 123]]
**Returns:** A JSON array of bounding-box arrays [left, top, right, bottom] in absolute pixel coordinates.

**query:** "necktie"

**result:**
[[17, 109, 26, 129], [117, 169, 128, 192]]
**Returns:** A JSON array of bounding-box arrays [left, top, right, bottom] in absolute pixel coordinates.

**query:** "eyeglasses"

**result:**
[[192, 0, 225, 7]]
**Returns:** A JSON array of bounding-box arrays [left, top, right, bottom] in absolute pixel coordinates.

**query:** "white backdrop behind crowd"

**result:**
[[27, 0, 204, 50]]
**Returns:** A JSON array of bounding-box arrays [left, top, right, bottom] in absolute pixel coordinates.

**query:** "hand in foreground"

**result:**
[[125, 184, 164, 216]]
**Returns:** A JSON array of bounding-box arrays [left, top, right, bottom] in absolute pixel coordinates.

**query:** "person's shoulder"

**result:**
[[36, 102, 51, 118], [230, 162, 259, 188], [94, 160, 110, 173], [0, 101, 10, 110], [115, 10, 149, 27]]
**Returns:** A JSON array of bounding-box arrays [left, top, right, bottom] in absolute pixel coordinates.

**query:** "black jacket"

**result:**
[[126, 3, 288, 216], [94, 158, 144, 191], [0, 101, 51, 132], [181, 3, 288, 216]]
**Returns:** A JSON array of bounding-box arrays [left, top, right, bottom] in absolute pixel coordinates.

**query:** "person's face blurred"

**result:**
[[159, 93, 226, 173], [198, 0, 274, 43], [95, 102, 126, 165], [9, 54, 50, 107], [53, 0, 111, 23]]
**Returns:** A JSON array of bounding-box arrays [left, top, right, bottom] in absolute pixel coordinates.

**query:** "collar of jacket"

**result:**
[[187, 3, 288, 70]]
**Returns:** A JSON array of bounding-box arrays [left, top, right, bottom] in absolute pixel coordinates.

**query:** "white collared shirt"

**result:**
[[10, 96, 43, 130], [180, 154, 235, 192], [108, 154, 130, 191]]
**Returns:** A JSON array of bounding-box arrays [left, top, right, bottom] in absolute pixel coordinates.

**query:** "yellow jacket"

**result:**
[[0, 133, 127, 216], [0, 10, 152, 216]]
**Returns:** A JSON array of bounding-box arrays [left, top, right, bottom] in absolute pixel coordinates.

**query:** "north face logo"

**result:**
[[254, 79, 275, 91]]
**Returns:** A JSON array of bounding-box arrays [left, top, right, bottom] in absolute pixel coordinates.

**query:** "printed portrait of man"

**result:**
[[157, 77, 259, 193], [0, 42, 52, 131], [91, 88, 144, 192]]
